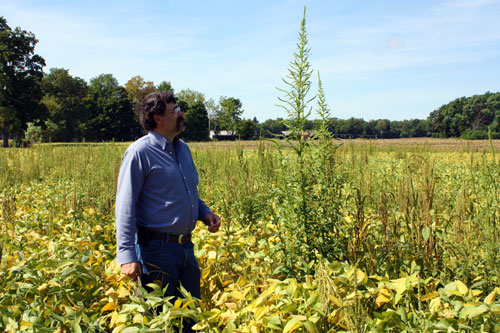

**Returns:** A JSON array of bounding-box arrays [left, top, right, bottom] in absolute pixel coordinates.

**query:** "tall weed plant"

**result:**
[[275, 7, 346, 277]]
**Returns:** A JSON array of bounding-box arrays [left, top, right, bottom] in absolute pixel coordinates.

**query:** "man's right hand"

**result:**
[[121, 262, 142, 282]]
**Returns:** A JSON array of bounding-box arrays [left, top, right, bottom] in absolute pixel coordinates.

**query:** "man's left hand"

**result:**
[[204, 213, 221, 233]]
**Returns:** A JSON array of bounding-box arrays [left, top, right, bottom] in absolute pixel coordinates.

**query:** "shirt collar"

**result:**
[[148, 130, 168, 150], [148, 130, 179, 150]]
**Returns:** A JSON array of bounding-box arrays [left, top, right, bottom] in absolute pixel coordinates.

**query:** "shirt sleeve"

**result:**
[[198, 197, 212, 221], [115, 149, 145, 266]]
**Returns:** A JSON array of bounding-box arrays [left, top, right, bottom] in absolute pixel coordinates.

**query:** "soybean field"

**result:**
[[1, 138, 499, 332]]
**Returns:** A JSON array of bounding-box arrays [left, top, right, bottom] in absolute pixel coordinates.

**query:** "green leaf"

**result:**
[[421, 226, 430, 242], [306, 295, 318, 307], [464, 304, 489, 318], [71, 321, 82, 333], [303, 320, 319, 333]]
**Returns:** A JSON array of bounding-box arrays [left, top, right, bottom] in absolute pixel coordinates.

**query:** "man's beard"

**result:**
[[176, 116, 185, 131]]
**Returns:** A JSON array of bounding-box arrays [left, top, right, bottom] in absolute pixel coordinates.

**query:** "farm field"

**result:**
[[1, 138, 499, 332]]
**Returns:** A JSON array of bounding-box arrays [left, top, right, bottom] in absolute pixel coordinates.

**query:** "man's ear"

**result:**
[[153, 114, 162, 125]]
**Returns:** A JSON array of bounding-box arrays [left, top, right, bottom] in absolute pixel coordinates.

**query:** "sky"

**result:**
[[1, 0, 499, 122]]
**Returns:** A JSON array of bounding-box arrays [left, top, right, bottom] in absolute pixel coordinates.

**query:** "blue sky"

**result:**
[[1, 0, 499, 121]]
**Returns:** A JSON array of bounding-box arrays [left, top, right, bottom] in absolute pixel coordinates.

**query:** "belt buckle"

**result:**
[[178, 234, 184, 244]]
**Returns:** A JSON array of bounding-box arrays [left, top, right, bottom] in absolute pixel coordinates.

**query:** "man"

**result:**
[[115, 91, 220, 300]]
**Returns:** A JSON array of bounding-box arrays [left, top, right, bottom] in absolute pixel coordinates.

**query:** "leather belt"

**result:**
[[149, 231, 192, 244]]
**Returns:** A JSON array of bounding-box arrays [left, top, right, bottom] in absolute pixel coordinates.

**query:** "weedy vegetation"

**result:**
[[1, 8, 500, 333]]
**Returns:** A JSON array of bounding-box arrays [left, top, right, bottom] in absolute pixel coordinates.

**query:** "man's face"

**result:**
[[155, 102, 185, 137]]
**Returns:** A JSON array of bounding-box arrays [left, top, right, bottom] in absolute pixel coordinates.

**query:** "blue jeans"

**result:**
[[136, 239, 201, 299]]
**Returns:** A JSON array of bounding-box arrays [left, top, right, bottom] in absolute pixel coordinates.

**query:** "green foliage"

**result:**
[[176, 88, 206, 106], [176, 89, 210, 141], [181, 101, 210, 141], [235, 119, 257, 139], [124, 75, 156, 110], [157, 80, 174, 94], [40, 68, 89, 142], [0, 16, 46, 147], [215, 96, 243, 133], [0, 139, 499, 331], [274, 8, 346, 277], [83, 74, 137, 141], [24, 122, 42, 144], [429, 91, 500, 138]]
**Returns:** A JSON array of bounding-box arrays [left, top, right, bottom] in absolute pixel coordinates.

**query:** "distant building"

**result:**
[[209, 130, 238, 140]]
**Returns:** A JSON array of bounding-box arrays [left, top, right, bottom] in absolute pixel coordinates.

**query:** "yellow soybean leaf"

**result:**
[[232, 290, 246, 300], [174, 298, 183, 308], [6, 256, 17, 268], [356, 270, 367, 284], [225, 302, 237, 310], [328, 294, 342, 307], [109, 311, 119, 327], [447, 290, 463, 297], [456, 280, 468, 296], [429, 298, 441, 314], [202, 268, 211, 279], [375, 294, 391, 309], [112, 324, 125, 333], [387, 278, 407, 294], [209, 278, 216, 292], [182, 299, 196, 309], [484, 290, 497, 305], [208, 251, 217, 260], [191, 323, 207, 330], [221, 310, 236, 321], [472, 289, 483, 296], [117, 286, 129, 298], [102, 302, 118, 312], [283, 318, 302, 333], [421, 292, 439, 301], [20, 321, 33, 329], [48, 281, 61, 287], [254, 306, 269, 320]]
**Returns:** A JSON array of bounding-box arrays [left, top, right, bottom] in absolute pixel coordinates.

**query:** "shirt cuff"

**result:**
[[116, 248, 138, 266], [199, 205, 212, 222]]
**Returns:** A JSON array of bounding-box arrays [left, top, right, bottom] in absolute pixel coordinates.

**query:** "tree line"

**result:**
[[2, 16, 499, 146]]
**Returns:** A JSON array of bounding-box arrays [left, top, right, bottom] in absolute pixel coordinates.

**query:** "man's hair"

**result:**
[[139, 91, 177, 131]]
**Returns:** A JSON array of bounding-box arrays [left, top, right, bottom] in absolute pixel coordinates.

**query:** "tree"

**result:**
[[428, 92, 500, 138], [236, 119, 257, 139], [215, 96, 243, 133], [82, 74, 136, 141], [0, 17, 46, 147], [157, 81, 174, 94], [124, 75, 156, 109], [181, 101, 209, 141], [175, 89, 209, 141], [176, 89, 205, 107], [375, 119, 390, 138], [205, 98, 219, 132], [259, 118, 286, 137], [41, 68, 88, 141]]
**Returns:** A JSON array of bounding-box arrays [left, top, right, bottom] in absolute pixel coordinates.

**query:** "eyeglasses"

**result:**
[[172, 106, 182, 114]]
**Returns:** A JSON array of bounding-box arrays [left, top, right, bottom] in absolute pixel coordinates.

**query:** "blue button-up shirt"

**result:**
[[115, 131, 211, 265]]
